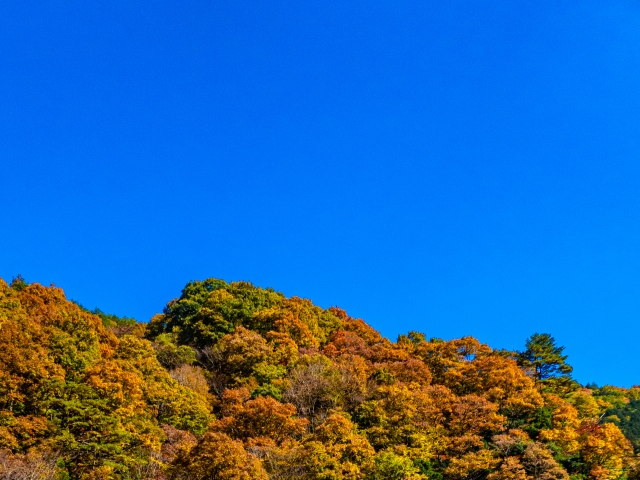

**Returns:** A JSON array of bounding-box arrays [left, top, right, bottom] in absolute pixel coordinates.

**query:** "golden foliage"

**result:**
[[1, 276, 637, 479], [170, 431, 268, 480]]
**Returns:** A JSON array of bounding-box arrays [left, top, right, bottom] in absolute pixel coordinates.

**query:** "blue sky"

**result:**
[[2, 0, 640, 387]]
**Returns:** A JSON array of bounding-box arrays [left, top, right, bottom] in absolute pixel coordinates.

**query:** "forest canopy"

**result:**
[[0, 276, 638, 480]]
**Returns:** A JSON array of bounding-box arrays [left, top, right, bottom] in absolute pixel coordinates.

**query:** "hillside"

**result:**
[[0, 276, 638, 480]]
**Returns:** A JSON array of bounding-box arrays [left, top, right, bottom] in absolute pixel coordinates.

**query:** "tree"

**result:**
[[520, 442, 568, 480], [212, 388, 308, 444], [170, 432, 268, 480], [487, 457, 527, 480], [0, 449, 58, 480], [445, 449, 500, 480], [368, 450, 424, 480], [517, 334, 573, 391], [276, 413, 376, 479], [581, 423, 634, 480]]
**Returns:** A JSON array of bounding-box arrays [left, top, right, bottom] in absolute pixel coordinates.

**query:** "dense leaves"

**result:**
[[606, 399, 640, 453], [0, 278, 210, 479], [0, 276, 637, 479], [516, 334, 578, 397]]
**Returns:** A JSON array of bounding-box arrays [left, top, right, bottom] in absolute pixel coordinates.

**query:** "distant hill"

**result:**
[[0, 276, 638, 479]]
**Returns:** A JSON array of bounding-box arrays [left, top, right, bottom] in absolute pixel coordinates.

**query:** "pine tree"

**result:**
[[517, 333, 574, 393]]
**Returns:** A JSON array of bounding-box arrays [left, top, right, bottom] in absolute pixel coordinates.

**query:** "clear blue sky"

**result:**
[[2, 0, 639, 387]]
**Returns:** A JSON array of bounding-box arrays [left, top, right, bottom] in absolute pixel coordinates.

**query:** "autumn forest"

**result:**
[[0, 276, 638, 480]]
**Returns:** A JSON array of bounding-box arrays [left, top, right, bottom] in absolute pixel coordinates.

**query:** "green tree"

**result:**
[[517, 333, 574, 393]]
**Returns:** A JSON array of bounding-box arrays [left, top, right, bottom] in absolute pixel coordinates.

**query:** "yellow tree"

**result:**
[[581, 423, 633, 480], [170, 432, 268, 480]]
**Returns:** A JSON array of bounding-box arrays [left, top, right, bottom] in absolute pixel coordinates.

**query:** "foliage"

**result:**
[[91, 307, 137, 328], [603, 397, 640, 453], [1, 276, 637, 479], [170, 432, 268, 480], [517, 333, 576, 394], [0, 278, 210, 478]]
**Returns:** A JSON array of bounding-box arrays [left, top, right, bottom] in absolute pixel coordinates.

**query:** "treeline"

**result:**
[[0, 276, 638, 480]]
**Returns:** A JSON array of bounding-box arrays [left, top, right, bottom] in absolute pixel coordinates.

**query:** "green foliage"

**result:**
[[414, 459, 444, 480], [593, 385, 632, 409], [148, 278, 285, 346], [252, 363, 287, 384], [91, 307, 137, 328], [147, 277, 343, 349], [9, 275, 28, 291], [524, 407, 554, 437], [397, 331, 427, 346], [70, 300, 137, 328], [251, 384, 283, 401], [153, 333, 197, 369], [517, 333, 574, 391], [605, 399, 640, 453], [46, 380, 145, 476], [370, 367, 396, 385]]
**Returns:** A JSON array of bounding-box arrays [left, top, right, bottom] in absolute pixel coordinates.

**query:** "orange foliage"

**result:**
[[170, 431, 268, 480], [2, 276, 637, 479], [213, 388, 308, 444]]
